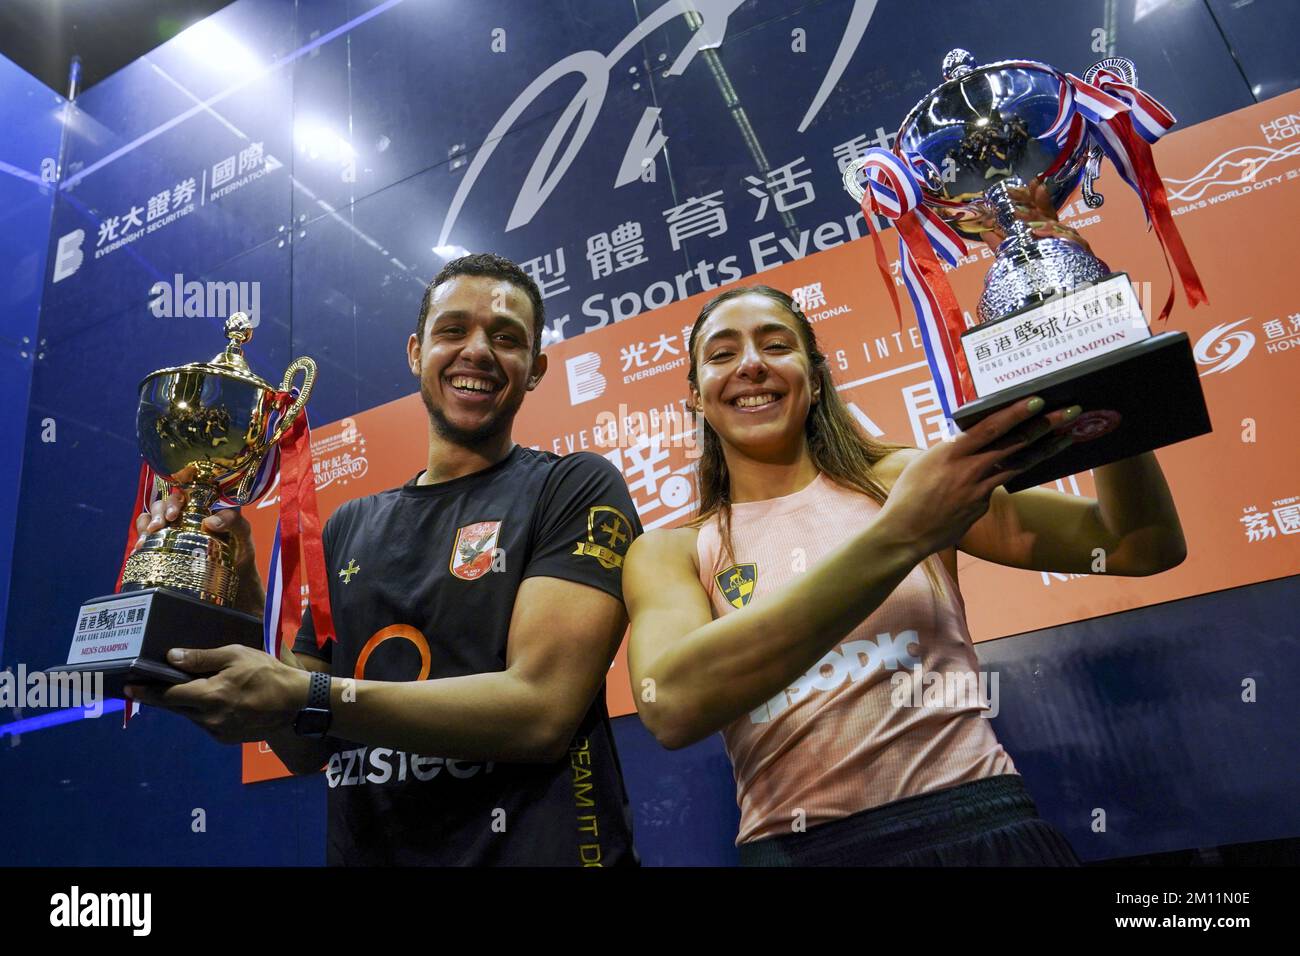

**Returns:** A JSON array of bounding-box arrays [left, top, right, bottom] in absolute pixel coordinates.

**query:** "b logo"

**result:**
[[565, 351, 606, 405], [52, 229, 86, 283]]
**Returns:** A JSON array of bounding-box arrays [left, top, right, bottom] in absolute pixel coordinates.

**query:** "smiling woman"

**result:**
[[684, 287, 916, 571], [623, 277, 1185, 866]]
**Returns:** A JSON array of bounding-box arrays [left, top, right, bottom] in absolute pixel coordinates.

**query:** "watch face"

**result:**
[[294, 708, 331, 737]]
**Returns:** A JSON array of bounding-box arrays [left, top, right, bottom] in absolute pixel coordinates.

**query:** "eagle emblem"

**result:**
[[449, 520, 502, 581]]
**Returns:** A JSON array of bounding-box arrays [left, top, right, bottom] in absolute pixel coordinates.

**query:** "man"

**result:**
[[129, 253, 641, 866]]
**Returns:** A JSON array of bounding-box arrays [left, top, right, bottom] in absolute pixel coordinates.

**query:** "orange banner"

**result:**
[[243, 89, 1300, 782]]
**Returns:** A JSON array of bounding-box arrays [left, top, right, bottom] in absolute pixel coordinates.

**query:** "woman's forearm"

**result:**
[[648, 514, 924, 748], [1092, 451, 1186, 572]]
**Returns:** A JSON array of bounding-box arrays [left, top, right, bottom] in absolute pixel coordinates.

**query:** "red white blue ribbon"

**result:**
[[854, 146, 973, 418], [1042, 68, 1207, 320], [229, 394, 336, 661], [262, 397, 335, 658], [262, 519, 285, 660], [207, 398, 288, 659]]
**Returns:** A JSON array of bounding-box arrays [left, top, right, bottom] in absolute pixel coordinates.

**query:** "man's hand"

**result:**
[[134, 488, 265, 616], [124, 646, 310, 744]]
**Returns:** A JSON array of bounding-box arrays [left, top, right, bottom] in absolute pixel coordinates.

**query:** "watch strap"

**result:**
[[306, 670, 331, 711]]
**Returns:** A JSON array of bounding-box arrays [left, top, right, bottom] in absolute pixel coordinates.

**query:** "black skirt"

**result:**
[[737, 773, 1080, 867]]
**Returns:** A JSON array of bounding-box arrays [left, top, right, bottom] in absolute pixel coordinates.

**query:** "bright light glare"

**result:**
[[295, 121, 356, 161], [174, 21, 262, 75]]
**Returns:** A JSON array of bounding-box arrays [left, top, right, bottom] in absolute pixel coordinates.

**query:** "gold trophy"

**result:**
[[50, 314, 316, 696]]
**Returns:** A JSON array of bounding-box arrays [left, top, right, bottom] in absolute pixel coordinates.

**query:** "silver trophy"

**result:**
[[847, 50, 1211, 491]]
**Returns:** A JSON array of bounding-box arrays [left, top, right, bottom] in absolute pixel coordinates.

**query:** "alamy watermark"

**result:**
[[889, 665, 1000, 718], [1, 665, 104, 718], [148, 274, 261, 326], [49, 886, 151, 936]]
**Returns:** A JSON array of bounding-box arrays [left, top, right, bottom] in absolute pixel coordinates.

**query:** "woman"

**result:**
[[623, 208, 1187, 866]]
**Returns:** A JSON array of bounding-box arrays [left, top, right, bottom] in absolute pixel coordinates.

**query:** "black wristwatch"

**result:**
[[293, 671, 332, 738]]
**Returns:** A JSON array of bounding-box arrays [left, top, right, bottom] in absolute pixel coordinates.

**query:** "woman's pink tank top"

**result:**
[[695, 470, 1017, 844]]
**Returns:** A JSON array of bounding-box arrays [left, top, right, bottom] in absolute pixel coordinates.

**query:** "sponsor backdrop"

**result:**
[[2, 0, 1297, 863], [239, 87, 1300, 782]]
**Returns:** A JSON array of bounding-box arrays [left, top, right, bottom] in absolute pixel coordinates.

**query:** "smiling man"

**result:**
[[128, 253, 641, 866]]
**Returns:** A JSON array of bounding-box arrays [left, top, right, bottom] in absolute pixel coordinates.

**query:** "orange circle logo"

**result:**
[[354, 624, 431, 680]]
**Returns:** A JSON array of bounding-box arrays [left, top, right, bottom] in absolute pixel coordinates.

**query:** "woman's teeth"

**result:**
[[734, 393, 779, 408]]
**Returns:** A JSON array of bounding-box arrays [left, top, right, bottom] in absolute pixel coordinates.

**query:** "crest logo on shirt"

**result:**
[[715, 564, 757, 609], [572, 505, 632, 570], [449, 520, 502, 581]]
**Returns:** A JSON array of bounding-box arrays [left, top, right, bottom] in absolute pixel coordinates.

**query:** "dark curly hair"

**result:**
[[418, 252, 546, 358]]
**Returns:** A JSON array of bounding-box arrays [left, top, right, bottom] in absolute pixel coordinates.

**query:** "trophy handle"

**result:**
[[1081, 145, 1105, 209], [842, 158, 869, 203], [270, 357, 317, 446], [1080, 57, 1137, 210]]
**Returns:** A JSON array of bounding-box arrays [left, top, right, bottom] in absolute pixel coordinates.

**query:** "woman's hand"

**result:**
[[974, 177, 1093, 255], [878, 397, 1083, 559]]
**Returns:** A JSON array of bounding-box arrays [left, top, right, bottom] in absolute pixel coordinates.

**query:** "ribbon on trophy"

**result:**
[[115, 389, 336, 725], [259, 391, 336, 660], [1041, 66, 1208, 322], [853, 147, 973, 418]]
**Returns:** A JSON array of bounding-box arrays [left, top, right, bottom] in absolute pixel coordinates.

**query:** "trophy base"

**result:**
[[46, 586, 263, 699], [951, 331, 1212, 493]]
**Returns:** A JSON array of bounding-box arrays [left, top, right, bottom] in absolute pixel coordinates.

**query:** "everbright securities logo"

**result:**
[[49, 143, 279, 286], [50, 229, 86, 283], [566, 351, 606, 405]]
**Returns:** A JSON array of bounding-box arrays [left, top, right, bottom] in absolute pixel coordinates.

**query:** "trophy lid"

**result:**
[[894, 49, 1064, 150], [140, 313, 275, 392]]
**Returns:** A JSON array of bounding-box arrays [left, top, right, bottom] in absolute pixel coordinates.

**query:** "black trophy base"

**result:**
[[46, 586, 263, 699], [951, 331, 1212, 493]]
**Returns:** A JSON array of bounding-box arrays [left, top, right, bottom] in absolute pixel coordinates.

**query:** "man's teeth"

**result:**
[[450, 376, 498, 392], [735, 393, 779, 408]]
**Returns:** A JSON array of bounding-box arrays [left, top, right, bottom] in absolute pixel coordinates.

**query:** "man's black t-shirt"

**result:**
[[293, 444, 642, 866]]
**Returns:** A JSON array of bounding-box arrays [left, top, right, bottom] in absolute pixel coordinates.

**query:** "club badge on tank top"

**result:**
[[716, 563, 758, 608]]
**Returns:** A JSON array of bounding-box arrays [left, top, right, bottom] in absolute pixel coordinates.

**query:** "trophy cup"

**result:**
[[49, 314, 316, 696], [845, 50, 1211, 491]]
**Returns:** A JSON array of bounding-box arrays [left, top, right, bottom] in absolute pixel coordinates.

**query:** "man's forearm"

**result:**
[[264, 646, 332, 774], [323, 670, 567, 763], [1092, 451, 1186, 569]]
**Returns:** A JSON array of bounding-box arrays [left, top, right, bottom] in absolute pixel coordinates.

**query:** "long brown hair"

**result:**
[[685, 284, 945, 597]]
